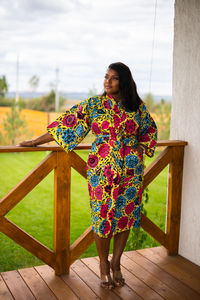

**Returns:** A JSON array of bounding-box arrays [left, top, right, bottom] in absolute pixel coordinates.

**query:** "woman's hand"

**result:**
[[136, 144, 147, 154], [18, 140, 36, 147]]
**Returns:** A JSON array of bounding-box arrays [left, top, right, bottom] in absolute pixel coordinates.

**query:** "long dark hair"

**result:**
[[103, 62, 142, 112]]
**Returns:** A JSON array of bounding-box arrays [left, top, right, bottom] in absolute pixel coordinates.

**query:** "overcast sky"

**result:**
[[0, 0, 175, 96]]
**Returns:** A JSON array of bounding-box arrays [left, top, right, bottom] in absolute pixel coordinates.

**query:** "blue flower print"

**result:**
[[114, 209, 122, 218], [135, 164, 144, 175], [116, 195, 126, 209], [90, 175, 99, 187], [76, 124, 84, 137], [126, 155, 139, 169], [134, 197, 140, 205], [91, 143, 97, 152], [133, 219, 140, 228], [111, 219, 117, 232], [99, 220, 106, 235], [133, 206, 141, 218], [125, 186, 136, 200], [56, 128, 62, 139], [61, 129, 76, 144]]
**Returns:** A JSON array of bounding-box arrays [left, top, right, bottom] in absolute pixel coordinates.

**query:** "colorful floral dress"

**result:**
[[47, 94, 157, 238]]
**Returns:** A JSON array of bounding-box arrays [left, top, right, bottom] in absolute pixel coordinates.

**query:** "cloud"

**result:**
[[0, 0, 175, 95]]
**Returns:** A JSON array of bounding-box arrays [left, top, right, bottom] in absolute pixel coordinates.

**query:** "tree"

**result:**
[[2, 102, 32, 145], [143, 93, 154, 110], [0, 75, 8, 98], [28, 75, 40, 93]]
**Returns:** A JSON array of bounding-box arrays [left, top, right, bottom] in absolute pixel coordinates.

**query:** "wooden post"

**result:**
[[54, 151, 71, 275], [166, 146, 185, 255]]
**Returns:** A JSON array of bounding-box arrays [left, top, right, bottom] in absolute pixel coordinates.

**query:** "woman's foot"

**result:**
[[100, 261, 115, 290], [110, 259, 125, 287]]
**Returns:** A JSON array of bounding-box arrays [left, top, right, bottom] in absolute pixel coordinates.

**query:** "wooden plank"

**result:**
[[69, 151, 87, 178], [143, 146, 171, 188], [54, 152, 71, 275], [0, 141, 187, 153], [120, 253, 179, 299], [70, 225, 94, 264], [0, 217, 55, 268], [152, 246, 200, 280], [71, 260, 121, 300], [140, 213, 167, 246], [125, 250, 197, 300], [0, 275, 14, 300], [61, 269, 100, 300], [0, 152, 57, 216], [18, 267, 57, 300], [35, 265, 78, 300], [137, 248, 200, 296], [84, 256, 142, 300], [166, 146, 185, 254], [1, 270, 35, 300]]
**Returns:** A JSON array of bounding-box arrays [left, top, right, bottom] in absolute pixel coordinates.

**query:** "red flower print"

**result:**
[[113, 115, 120, 127], [104, 220, 111, 235], [95, 185, 103, 200], [108, 208, 115, 220], [47, 121, 59, 128], [88, 154, 99, 168], [98, 144, 110, 158], [92, 122, 101, 134], [139, 135, 151, 142], [118, 216, 128, 229], [128, 218, 134, 228], [147, 126, 157, 134], [102, 120, 109, 129], [104, 165, 114, 178], [113, 187, 119, 201], [125, 119, 136, 134], [120, 145, 131, 158], [125, 202, 135, 215], [150, 140, 157, 147], [137, 187, 143, 204], [109, 127, 116, 141], [118, 185, 126, 195], [100, 204, 108, 218], [103, 100, 111, 109], [62, 114, 77, 127], [113, 104, 119, 114]]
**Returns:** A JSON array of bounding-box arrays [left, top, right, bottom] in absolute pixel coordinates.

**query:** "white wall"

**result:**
[[170, 0, 200, 266]]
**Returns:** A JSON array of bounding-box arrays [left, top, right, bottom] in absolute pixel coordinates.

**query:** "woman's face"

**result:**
[[104, 68, 120, 96]]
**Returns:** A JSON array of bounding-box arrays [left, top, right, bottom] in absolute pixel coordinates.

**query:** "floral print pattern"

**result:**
[[47, 94, 157, 238]]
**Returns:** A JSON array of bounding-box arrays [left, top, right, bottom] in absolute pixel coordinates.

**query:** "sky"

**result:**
[[0, 0, 175, 96]]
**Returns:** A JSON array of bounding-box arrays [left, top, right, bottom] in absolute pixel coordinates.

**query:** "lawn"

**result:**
[[0, 149, 168, 272]]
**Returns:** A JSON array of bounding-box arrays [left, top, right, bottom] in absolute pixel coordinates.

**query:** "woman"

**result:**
[[20, 62, 157, 290]]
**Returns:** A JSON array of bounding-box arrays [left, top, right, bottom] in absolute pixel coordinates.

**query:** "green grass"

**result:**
[[0, 150, 168, 271]]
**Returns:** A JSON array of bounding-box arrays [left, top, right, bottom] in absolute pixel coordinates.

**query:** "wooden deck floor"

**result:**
[[1, 246, 200, 300]]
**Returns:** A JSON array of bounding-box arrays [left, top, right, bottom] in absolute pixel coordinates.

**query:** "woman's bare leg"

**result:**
[[111, 230, 130, 286], [93, 233, 114, 289]]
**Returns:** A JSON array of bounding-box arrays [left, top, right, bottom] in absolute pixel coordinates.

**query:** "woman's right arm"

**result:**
[[19, 132, 54, 147]]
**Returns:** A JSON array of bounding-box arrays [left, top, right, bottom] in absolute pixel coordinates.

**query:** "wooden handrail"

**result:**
[[0, 140, 188, 153], [0, 140, 188, 275]]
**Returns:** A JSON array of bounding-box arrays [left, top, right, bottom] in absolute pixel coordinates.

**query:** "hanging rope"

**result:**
[[149, 0, 158, 93]]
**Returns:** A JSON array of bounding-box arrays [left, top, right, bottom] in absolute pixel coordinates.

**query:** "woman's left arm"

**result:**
[[138, 102, 158, 157]]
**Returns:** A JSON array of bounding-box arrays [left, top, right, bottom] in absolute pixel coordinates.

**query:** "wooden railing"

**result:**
[[0, 140, 187, 275]]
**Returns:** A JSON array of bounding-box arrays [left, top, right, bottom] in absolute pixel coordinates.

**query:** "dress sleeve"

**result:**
[[138, 101, 158, 157], [47, 98, 93, 152]]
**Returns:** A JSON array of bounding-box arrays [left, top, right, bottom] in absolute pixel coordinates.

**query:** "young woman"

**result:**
[[20, 62, 157, 290]]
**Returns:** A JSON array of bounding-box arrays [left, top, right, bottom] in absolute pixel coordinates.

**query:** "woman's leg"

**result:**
[[111, 230, 130, 286], [93, 233, 114, 289]]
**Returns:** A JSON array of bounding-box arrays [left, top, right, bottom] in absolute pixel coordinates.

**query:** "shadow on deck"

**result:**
[[1, 246, 200, 300]]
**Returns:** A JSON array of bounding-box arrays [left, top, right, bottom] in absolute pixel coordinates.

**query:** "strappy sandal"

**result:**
[[110, 260, 125, 287], [100, 261, 115, 290]]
